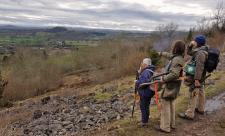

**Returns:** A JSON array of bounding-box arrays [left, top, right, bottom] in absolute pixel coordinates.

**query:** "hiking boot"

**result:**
[[171, 126, 176, 130], [178, 113, 194, 120], [138, 122, 148, 128], [154, 125, 170, 133], [195, 108, 204, 115]]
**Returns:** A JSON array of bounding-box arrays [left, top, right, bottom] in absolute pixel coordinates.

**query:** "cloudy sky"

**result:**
[[0, 0, 220, 31]]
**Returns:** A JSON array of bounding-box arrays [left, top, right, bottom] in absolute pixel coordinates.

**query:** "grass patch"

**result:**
[[204, 71, 225, 97], [94, 92, 113, 101], [0, 32, 51, 46]]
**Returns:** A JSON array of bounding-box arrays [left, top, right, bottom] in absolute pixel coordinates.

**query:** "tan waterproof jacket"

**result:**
[[161, 52, 184, 100], [187, 46, 207, 83]]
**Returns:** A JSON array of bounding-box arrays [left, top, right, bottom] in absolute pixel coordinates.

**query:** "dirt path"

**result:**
[[175, 107, 225, 136], [174, 92, 225, 136]]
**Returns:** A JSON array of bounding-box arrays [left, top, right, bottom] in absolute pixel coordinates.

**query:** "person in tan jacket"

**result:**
[[155, 40, 185, 133], [179, 35, 208, 120]]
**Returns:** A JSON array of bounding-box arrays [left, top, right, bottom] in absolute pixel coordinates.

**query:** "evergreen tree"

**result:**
[[186, 29, 193, 42]]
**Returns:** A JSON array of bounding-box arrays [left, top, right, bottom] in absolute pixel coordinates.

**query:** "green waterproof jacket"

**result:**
[[161, 52, 185, 100]]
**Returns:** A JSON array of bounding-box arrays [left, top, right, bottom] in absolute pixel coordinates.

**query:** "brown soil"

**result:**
[[175, 108, 225, 136]]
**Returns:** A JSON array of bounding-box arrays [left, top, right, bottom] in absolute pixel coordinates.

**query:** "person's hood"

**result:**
[[194, 45, 208, 52], [190, 45, 208, 56], [140, 65, 156, 74]]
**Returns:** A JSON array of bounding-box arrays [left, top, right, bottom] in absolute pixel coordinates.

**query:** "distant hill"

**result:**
[[0, 25, 151, 41], [46, 27, 68, 33]]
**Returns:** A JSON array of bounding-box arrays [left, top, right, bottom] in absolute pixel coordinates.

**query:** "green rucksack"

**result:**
[[185, 47, 220, 76], [184, 60, 196, 76]]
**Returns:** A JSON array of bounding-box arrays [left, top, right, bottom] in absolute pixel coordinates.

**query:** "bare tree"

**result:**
[[154, 22, 179, 51], [197, 16, 212, 34], [164, 22, 179, 38], [213, 0, 225, 30], [155, 22, 179, 39]]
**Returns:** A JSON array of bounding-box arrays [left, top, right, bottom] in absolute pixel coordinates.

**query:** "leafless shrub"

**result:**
[[212, 0, 225, 31], [3, 48, 63, 100], [2, 38, 157, 100], [155, 22, 179, 39]]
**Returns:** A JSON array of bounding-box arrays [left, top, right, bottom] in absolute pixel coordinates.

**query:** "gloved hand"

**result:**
[[157, 76, 164, 83], [195, 80, 201, 88], [188, 41, 197, 49]]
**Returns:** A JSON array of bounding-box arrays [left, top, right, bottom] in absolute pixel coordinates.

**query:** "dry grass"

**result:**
[[2, 38, 156, 101], [3, 48, 63, 101], [208, 31, 225, 49], [0, 107, 32, 136]]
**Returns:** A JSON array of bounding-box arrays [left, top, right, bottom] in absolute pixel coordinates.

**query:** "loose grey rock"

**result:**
[[41, 96, 51, 105], [9, 90, 132, 135], [33, 110, 42, 119]]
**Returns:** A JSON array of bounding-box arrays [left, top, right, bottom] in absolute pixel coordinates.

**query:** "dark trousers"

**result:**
[[139, 89, 154, 123]]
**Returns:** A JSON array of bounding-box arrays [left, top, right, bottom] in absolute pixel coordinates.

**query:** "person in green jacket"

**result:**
[[155, 40, 185, 133]]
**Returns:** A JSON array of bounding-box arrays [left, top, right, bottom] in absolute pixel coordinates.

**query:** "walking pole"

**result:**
[[154, 81, 160, 112], [131, 71, 139, 118]]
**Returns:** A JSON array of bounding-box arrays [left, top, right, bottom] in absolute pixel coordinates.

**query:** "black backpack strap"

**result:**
[[200, 47, 209, 64]]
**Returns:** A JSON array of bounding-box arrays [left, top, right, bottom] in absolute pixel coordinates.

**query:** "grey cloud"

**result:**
[[164, 0, 217, 9], [0, 0, 216, 30]]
